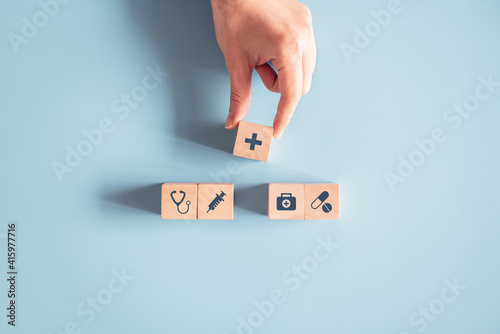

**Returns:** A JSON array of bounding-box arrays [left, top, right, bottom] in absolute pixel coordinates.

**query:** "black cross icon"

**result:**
[[245, 133, 262, 151]]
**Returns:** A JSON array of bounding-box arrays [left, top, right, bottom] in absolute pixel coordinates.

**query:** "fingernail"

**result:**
[[273, 129, 282, 139], [225, 115, 233, 129]]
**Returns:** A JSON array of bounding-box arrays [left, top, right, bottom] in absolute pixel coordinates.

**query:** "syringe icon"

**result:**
[[207, 191, 226, 213]]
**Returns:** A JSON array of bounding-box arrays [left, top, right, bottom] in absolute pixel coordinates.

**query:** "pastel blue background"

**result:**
[[1, 0, 499, 333]]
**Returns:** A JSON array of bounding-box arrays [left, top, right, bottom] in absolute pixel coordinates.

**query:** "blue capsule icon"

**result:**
[[311, 191, 329, 210]]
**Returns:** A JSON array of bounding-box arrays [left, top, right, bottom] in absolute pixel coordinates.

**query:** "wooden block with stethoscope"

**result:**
[[161, 183, 199, 220]]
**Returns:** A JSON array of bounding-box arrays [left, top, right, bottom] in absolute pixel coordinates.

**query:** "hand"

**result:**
[[211, 0, 316, 139]]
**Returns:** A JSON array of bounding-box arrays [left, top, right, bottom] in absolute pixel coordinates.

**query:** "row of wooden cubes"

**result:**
[[162, 183, 339, 220]]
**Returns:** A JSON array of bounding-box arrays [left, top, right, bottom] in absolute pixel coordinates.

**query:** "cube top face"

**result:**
[[161, 183, 198, 220], [233, 121, 273, 162], [305, 184, 339, 220], [268, 183, 305, 220], [198, 183, 234, 220]]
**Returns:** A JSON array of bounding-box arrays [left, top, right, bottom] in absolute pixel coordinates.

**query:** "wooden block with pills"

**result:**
[[304, 184, 339, 220], [233, 121, 273, 161], [268, 183, 305, 220], [197, 183, 234, 220], [161, 183, 198, 220]]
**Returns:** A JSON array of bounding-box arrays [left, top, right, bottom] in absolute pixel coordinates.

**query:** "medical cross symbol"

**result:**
[[245, 133, 262, 151]]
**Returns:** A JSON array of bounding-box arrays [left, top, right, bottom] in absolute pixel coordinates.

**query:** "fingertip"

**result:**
[[225, 114, 242, 130], [273, 124, 284, 139], [233, 118, 242, 129], [225, 114, 234, 129]]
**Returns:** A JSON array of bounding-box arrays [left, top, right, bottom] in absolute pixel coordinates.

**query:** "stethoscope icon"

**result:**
[[170, 190, 191, 214]]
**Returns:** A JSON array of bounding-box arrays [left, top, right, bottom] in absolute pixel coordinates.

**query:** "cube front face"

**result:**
[[198, 183, 234, 220], [268, 183, 305, 220], [233, 121, 273, 161], [161, 183, 198, 220], [305, 184, 340, 220]]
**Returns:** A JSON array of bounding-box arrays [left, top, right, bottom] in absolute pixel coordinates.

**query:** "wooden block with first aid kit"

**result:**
[[268, 183, 305, 220]]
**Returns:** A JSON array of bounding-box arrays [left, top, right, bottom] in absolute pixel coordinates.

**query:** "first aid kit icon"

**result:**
[[277, 193, 296, 211]]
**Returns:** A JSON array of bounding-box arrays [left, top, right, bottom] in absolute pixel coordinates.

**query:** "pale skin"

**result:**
[[210, 0, 316, 139]]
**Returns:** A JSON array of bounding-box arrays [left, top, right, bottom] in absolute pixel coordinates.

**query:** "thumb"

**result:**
[[225, 63, 253, 129]]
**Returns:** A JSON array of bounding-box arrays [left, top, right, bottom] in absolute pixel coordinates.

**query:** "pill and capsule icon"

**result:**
[[311, 191, 332, 213], [311, 191, 329, 209]]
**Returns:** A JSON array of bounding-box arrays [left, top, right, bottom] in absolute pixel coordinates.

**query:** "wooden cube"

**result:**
[[268, 183, 305, 220], [305, 184, 339, 220], [198, 183, 234, 220], [161, 183, 198, 220], [233, 121, 273, 161]]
